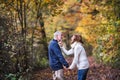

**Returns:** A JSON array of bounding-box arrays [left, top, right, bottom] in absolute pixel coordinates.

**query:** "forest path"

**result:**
[[31, 56, 120, 80]]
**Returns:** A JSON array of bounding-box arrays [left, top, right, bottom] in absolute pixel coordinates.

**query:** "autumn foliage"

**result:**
[[0, 0, 120, 80]]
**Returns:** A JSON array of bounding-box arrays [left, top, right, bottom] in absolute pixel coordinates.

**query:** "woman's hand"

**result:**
[[58, 40, 63, 47]]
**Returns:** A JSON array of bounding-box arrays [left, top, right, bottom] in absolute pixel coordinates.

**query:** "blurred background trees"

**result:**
[[0, 0, 120, 79], [0, 0, 64, 79]]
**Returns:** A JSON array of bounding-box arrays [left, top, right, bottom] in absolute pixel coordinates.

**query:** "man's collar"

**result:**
[[53, 39, 58, 42]]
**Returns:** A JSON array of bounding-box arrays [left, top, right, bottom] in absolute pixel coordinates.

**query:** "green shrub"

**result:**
[[5, 73, 17, 80], [40, 57, 49, 68], [35, 57, 48, 69]]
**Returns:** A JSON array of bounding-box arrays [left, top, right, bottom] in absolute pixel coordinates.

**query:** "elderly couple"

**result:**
[[48, 31, 89, 80]]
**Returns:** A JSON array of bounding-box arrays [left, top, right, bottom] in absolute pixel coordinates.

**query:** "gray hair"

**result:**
[[54, 31, 62, 39]]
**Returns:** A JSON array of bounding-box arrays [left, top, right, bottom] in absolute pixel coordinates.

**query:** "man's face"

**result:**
[[57, 34, 62, 41]]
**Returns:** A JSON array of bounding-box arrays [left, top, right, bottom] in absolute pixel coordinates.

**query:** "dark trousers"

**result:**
[[78, 68, 89, 80]]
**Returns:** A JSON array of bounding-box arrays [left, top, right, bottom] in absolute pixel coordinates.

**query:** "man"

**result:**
[[48, 31, 69, 80]]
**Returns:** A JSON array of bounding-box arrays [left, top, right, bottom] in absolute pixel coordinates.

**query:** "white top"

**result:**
[[61, 42, 89, 70]]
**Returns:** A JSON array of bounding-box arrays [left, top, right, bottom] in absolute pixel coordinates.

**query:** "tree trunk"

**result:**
[[38, 12, 48, 58], [16, 0, 28, 71]]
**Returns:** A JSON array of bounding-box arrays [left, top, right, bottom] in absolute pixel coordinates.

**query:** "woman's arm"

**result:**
[[69, 46, 81, 69], [61, 47, 74, 55]]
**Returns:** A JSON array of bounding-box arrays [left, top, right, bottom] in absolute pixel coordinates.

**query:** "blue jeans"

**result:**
[[78, 68, 89, 80]]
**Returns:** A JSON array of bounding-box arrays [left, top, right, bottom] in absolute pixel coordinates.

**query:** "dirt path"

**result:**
[[31, 56, 120, 80]]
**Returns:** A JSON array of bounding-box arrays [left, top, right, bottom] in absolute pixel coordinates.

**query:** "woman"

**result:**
[[61, 34, 89, 80]]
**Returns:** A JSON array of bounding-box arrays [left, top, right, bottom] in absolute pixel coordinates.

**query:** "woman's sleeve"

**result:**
[[69, 46, 81, 69], [61, 47, 74, 55]]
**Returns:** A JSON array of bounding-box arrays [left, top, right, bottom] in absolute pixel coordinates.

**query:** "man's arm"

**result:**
[[53, 43, 69, 68]]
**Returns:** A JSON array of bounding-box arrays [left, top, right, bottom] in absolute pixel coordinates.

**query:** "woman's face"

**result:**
[[71, 35, 76, 43]]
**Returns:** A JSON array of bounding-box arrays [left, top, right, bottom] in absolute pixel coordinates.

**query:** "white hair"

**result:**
[[54, 31, 62, 39]]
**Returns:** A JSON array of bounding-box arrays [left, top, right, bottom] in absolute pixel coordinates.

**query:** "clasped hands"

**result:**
[[63, 66, 72, 72]]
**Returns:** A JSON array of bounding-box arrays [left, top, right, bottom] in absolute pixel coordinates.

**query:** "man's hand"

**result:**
[[63, 66, 68, 71], [63, 66, 72, 71]]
